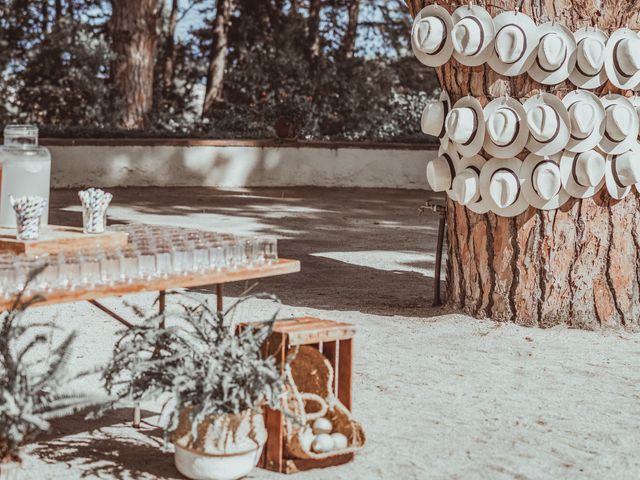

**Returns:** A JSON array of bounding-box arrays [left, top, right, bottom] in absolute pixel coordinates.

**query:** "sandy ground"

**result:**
[[12, 187, 640, 480]]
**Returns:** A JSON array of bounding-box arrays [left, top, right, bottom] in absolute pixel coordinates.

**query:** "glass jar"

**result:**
[[0, 125, 51, 227]]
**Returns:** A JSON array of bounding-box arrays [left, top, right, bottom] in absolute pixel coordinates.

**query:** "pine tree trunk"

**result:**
[[203, 0, 235, 116], [110, 0, 160, 129], [341, 0, 360, 60], [406, 0, 640, 329]]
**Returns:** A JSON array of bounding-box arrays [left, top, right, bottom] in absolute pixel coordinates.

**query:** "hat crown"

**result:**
[[421, 101, 446, 135], [617, 37, 640, 73], [452, 169, 480, 205], [446, 107, 475, 144], [569, 101, 597, 136], [577, 37, 605, 74], [495, 25, 525, 64], [426, 156, 453, 192], [528, 104, 558, 141], [413, 16, 446, 54], [575, 151, 605, 187], [487, 108, 518, 146], [614, 150, 640, 186], [489, 170, 519, 208], [538, 33, 566, 70], [533, 162, 562, 200], [452, 17, 482, 56], [605, 104, 633, 141]]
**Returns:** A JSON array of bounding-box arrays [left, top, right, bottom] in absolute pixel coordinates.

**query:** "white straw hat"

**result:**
[[451, 5, 495, 67], [483, 95, 529, 159], [426, 144, 460, 194], [559, 149, 606, 198], [529, 22, 576, 85], [599, 94, 639, 155], [451, 155, 491, 214], [523, 93, 571, 156], [630, 95, 640, 141], [411, 5, 454, 68], [605, 147, 640, 199], [421, 90, 451, 147], [445, 96, 485, 157], [479, 157, 528, 217], [604, 28, 640, 90], [521, 152, 569, 210], [561, 90, 605, 153], [488, 11, 539, 77], [569, 27, 608, 89]]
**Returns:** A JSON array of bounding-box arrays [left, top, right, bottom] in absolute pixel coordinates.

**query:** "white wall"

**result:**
[[49, 145, 437, 189]]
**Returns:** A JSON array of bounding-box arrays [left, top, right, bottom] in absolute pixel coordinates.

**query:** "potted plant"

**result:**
[[0, 270, 101, 480], [102, 294, 289, 480]]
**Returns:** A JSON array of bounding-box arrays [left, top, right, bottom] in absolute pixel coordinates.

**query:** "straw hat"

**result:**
[[605, 147, 640, 199], [479, 157, 528, 217], [451, 155, 491, 214], [630, 95, 640, 141], [488, 11, 540, 77], [599, 94, 639, 155], [445, 96, 485, 157], [604, 28, 640, 90], [421, 90, 451, 147], [529, 22, 576, 85], [559, 149, 607, 199], [411, 5, 454, 68], [521, 152, 569, 210], [561, 90, 605, 153], [569, 27, 608, 89], [523, 93, 571, 156], [483, 95, 530, 159], [426, 144, 459, 194], [451, 5, 495, 67]]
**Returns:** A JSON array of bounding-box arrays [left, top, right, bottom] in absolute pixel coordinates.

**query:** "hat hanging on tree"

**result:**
[[487, 11, 540, 77], [451, 154, 491, 214], [599, 94, 639, 155], [605, 147, 640, 199], [479, 157, 528, 217], [411, 5, 454, 67], [562, 90, 605, 153], [451, 5, 495, 67], [426, 144, 459, 195], [604, 28, 640, 90], [523, 93, 571, 156], [528, 22, 576, 85], [421, 90, 451, 147], [483, 95, 530, 159], [629, 95, 640, 141], [569, 27, 608, 89], [445, 95, 485, 157], [521, 152, 569, 210], [559, 149, 607, 199]]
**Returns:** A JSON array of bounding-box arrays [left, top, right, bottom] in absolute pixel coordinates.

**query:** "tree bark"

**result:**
[[202, 0, 235, 116], [161, 0, 179, 93], [406, 0, 640, 329], [308, 0, 322, 63], [341, 0, 360, 60], [110, 0, 161, 129]]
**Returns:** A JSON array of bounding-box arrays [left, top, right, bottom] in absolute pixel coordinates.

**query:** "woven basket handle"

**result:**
[[299, 392, 328, 421]]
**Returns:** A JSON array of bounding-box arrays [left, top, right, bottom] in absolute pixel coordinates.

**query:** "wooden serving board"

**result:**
[[0, 225, 129, 255]]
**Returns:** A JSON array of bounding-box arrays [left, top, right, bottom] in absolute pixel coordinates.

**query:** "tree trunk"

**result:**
[[406, 0, 640, 329], [202, 0, 235, 116], [110, 0, 161, 129], [308, 0, 322, 63], [161, 0, 178, 93], [341, 0, 360, 60]]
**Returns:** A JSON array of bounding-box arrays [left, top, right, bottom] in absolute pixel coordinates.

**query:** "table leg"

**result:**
[[216, 284, 223, 313]]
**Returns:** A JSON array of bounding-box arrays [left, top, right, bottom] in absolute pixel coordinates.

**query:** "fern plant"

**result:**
[[102, 293, 287, 443], [0, 269, 103, 464]]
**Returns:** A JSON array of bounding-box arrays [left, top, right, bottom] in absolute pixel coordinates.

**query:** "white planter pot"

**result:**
[[174, 442, 264, 480]]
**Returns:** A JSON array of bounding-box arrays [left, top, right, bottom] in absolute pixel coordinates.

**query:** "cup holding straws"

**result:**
[[79, 188, 113, 234], [10, 195, 47, 241]]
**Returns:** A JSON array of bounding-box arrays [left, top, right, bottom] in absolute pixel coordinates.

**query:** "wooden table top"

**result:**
[[0, 258, 300, 311]]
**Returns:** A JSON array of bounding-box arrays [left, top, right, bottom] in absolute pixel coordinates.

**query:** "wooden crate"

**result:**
[[259, 317, 356, 474], [0, 225, 128, 255]]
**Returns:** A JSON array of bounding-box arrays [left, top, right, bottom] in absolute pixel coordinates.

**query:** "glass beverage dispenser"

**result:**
[[0, 125, 51, 227]]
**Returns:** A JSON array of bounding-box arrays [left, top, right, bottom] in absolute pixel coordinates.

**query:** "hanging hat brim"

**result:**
[[521, 152, 570, 210], [569, 27, 608, 89], [562, 90, 605, 153], [411, 5, 454, 68], [483, 96, 530, 159], [528, 22, 577, 85], [559, 150, 606, 199], [422, 90, 451, 147], [455, 154, 491, 214], [451, 5, 495, 67], [523, 93, 571, 156], [604, 28, 640, 90], [448, 96, 486, 158], [479, 157, 529, 217], [487, 12, 540, 76], [599, 94, 639, 154], [605, 152, 633, 200]]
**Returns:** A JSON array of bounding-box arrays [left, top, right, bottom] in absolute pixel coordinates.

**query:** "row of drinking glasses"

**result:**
[[0, 230, 278, 298]]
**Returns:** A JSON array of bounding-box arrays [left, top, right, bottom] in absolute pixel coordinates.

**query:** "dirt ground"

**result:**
[[14, 187, 640, 480]]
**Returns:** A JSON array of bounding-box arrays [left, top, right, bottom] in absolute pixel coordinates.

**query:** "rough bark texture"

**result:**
[[203, 0, 235, 116], [341, 0, 361, 60], [111, 0, 161, 129], [406, 0, 640, 329]]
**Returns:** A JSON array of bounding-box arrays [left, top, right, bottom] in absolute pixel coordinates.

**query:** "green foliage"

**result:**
[[102, 293, 287, 442]]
